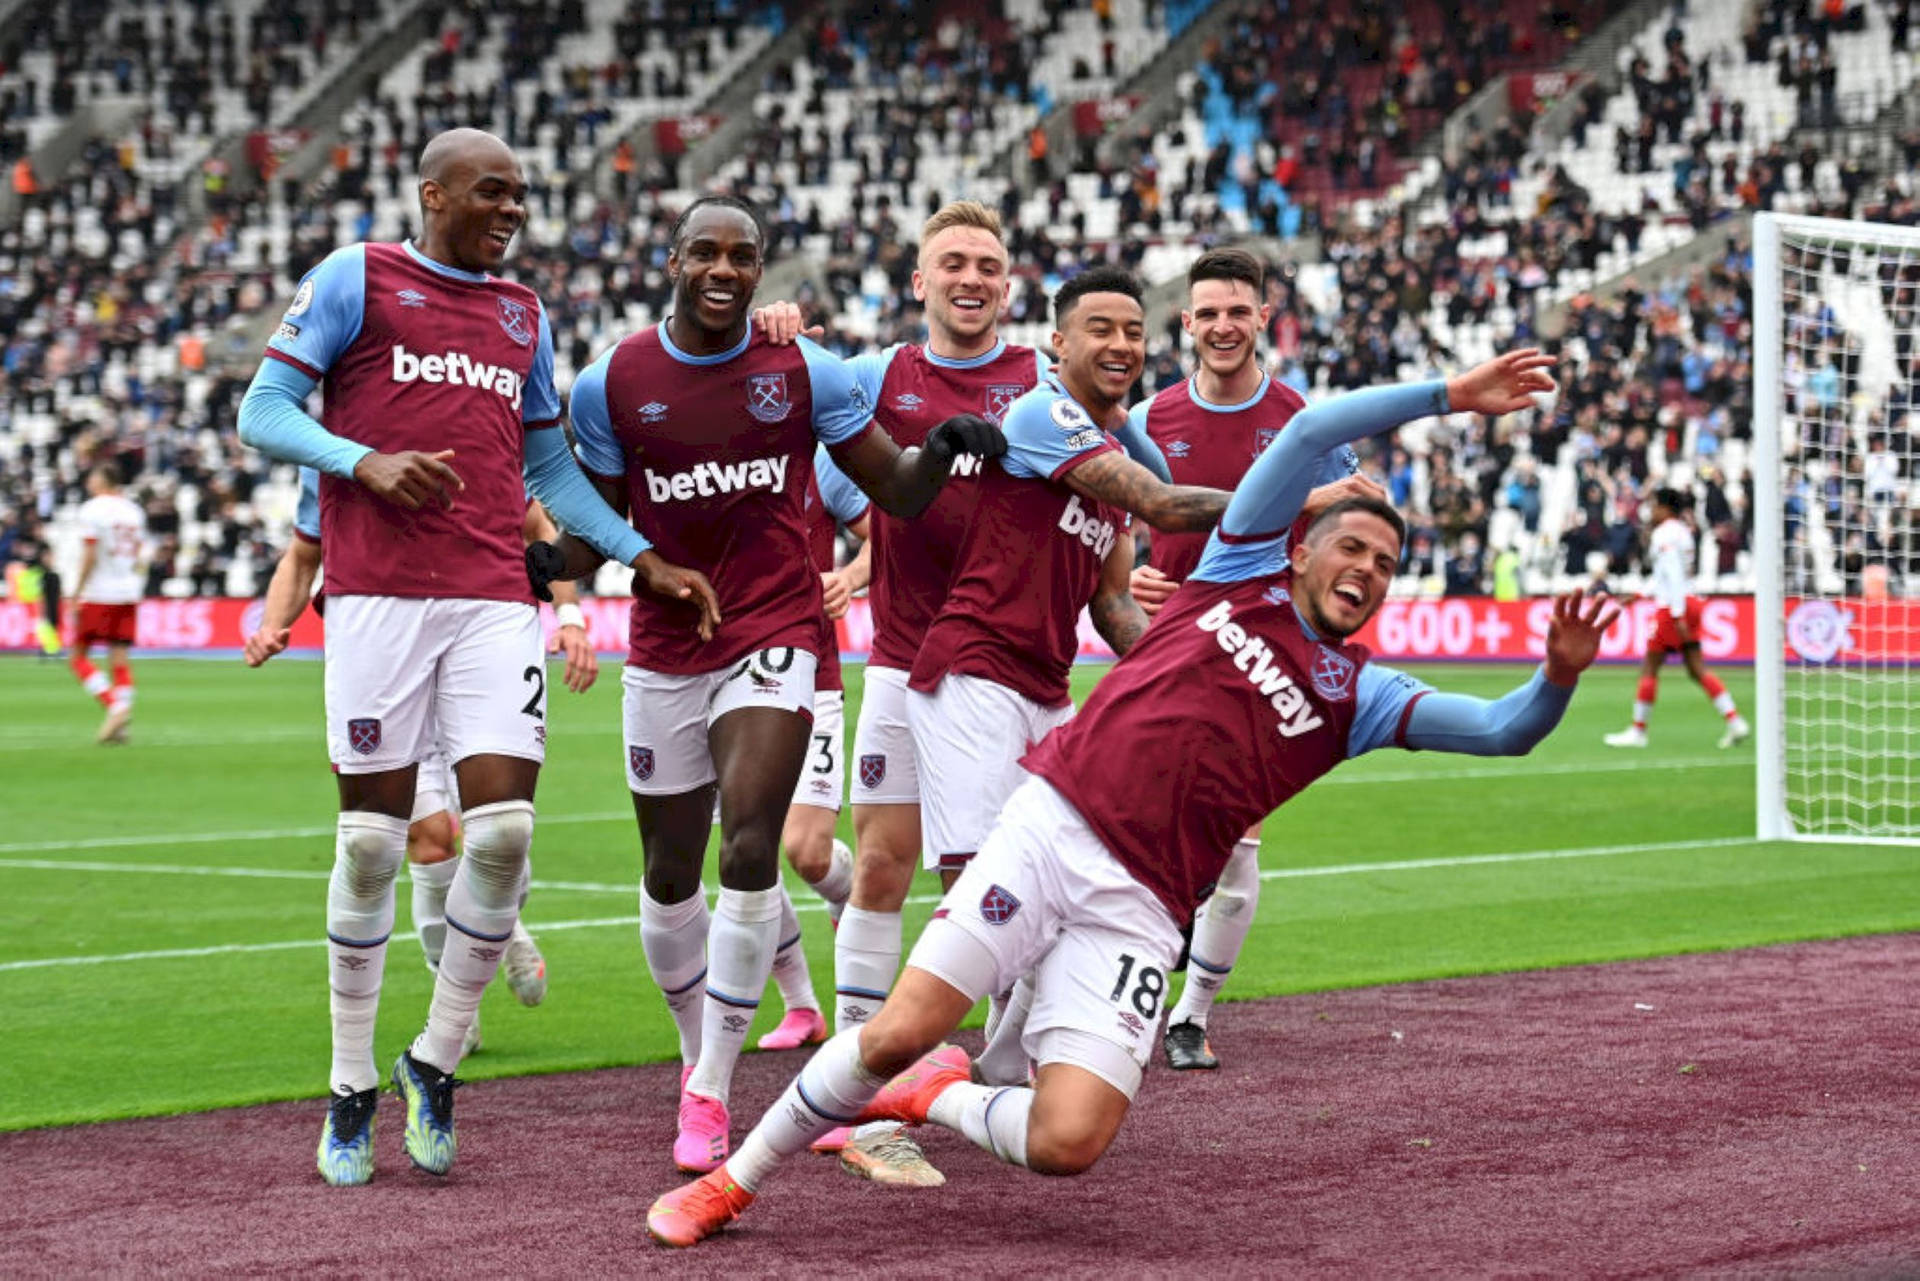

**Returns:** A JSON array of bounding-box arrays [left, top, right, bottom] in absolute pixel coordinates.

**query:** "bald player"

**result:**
[[238, 128, 660, 1187]]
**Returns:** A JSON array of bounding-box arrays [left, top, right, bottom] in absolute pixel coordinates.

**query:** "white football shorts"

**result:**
[[907, 774, 1183, 1098], [325, 596, 546, 775], [410, 749, 460, 823], [791, 689, 846, 812], [622, 646, 819, 795], [849, 664, 920, 808], [907, 671, 1074, 873]]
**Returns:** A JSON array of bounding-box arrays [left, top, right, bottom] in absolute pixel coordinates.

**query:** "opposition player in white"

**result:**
[[1604, 486, 1750, 749], [67, 464, 147, 744], [1127, 248, 1359, 1072], [757, 444, 871, 1053], [237, 128, 662, 1186], [645, 351, 1622, 1248], [246, 470, 596, 1044]]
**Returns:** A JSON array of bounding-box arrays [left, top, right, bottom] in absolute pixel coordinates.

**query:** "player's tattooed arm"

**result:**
[[1065, 452, 1230, 534], [830, 413, 1008, 518], [1088, 534, 1149, 657]]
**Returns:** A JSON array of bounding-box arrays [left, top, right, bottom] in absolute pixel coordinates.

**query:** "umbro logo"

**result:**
[[469, 946, 503, 962], [1166, 440, 1192, 458], [396, 289, 427, 308], [639, 401, 669, 423], [893, 393, 923, 412]]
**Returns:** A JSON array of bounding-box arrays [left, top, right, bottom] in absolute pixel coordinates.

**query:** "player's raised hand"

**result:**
[[243, 625, 290, 667], [752, 300, 823, 346], [353, 449, 465, 511], [1443, 349, 1557, 417], [1129, 564, 1178, 617], [633, 550, 723, 642], [1299, 474, 1389, 524], [926, 413, 1007, 462], [1542, 587, 1622, 686], [549, 618, 599, 692], [820, 569, 852, 620]]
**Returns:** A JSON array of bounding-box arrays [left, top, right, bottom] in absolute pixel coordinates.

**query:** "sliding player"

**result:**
[[644, 350, 1617, 1248]]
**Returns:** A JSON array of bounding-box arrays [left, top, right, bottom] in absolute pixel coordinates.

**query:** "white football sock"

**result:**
[[410, 856, 459, 972], [804, 838, 854, 912], [833, 904, 900, 1033], [974, 974, 1036, 1086], [640, 884, 710, 1067], [928, 1080, 1033, 1168], [1171, 837, 1261, 1029], [768, 885, 819, 1014], [327, 811, 407, 1094], [729, 1028, 884, 1191], [413, 801, 532, 1074], [1712, 690, 1738, 717], [686, 885, 783, 1105]]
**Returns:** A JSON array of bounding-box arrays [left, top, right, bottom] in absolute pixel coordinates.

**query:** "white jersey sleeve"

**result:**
[[1649, 519, 1693, 618], [77, 495, 148, 604]]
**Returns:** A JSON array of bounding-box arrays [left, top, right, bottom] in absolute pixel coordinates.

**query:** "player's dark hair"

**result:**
[[670, 194, 767, 254], [1302, 496, 1408, 551], [1653, 485, 1691, 513], [1053, 265, 1144, 328], [1187, 247, 1264, 294], [88, 461, 122, 488]]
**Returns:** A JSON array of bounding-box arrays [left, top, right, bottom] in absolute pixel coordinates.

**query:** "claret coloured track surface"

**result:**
[[8, 935, 1920, 1276]]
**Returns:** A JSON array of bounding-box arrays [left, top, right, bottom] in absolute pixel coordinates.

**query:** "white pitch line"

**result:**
[[0, 836, 1766, 973], [0, 758, 1748, 857]]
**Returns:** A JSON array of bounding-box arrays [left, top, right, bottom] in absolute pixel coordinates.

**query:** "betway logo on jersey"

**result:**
[[1194, 599, 1325, 738], [1057, 494, 1117, 558], [645, 455, 790, 502], [391, 345, 524, 409]]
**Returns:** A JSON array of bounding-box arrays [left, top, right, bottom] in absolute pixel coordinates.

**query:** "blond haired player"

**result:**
[[69, 464, 147, 744]]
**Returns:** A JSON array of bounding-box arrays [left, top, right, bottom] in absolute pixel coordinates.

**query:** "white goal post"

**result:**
[[1753, 211, 1920, 844]]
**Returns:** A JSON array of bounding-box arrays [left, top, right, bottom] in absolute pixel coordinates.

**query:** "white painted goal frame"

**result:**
[[1754, 211, 1920, 845]]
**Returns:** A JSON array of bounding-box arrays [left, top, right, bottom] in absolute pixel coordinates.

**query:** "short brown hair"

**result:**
[[920, 200, 1005, 252], [1187, 246, 1264, 293]]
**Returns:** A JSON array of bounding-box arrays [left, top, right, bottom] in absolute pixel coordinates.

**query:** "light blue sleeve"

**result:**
[[1314, 443, 1362, 486], [1396, 668, 1574, 756], [815, 444, 870, 523], [524, 425, 651, 564], [568, 348, 623, 477], [999, 386, 1115, 481], [1111, 400, 1172, 483], [264, 244, 367, 377], [237, 358, 374, 478], [1192, 380, 1447, 584], [845, 346, 896, 418], [800, 337, 875, 446], [1346, 663, 1435, 757], [295, 467, 320, 540], [523, 305, 562, 426]]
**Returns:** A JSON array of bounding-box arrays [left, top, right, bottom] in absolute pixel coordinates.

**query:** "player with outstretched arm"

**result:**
[[645, 349, 1622, 1247]]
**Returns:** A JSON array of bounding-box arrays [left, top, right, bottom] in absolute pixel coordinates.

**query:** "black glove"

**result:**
[[525, 540, 566, 603], [925, 413, 1008, 463]]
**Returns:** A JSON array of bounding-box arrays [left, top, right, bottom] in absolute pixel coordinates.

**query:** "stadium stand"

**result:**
[[3, 0, 1915, 615]]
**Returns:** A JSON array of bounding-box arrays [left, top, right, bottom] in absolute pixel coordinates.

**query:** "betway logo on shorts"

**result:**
[[391, 345, 524, 409], [1057, 494, 1117, 559], [1194, 599, 1325, 738], [645, 455, 790, 502]]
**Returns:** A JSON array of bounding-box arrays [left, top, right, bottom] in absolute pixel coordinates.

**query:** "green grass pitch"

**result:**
[[2, 654, 1916, 1132]]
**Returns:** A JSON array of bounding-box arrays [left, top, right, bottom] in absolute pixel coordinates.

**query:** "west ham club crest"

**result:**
[[1310, 645, 1357, 700], [984, 384, 1024, 424], [1254, 426, 1281, 458], [497, 296, 533, 345], [979, 883, 1022, 925], [859, 753, 886, 789], [347, 718, 382, 756], [629, 744, 656, 781], [746, 373, 792, 424]]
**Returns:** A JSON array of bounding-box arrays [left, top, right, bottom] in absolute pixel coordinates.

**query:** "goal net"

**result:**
[[1754, 212, 1920, 844]]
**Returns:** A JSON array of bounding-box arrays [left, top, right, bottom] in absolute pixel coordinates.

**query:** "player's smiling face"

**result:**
[[1183, 278, 1269, 379], [1053, 292, 1145, 409], [669, 207, 763, 339], [424, 147, 528, 273], [913, 227, 1010, 352], [1293, 510, 1402, 639]]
